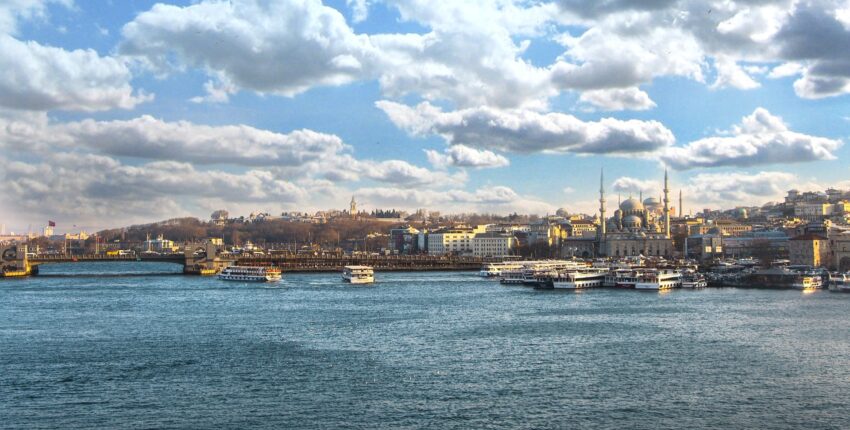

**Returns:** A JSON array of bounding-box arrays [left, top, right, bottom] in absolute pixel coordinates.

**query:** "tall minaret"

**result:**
[[679, 189, 683, 219], [663, 169, 670, 238], [599, 168, 606, 242]]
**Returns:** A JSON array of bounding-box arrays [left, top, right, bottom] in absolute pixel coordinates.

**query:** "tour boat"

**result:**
[[342, 265, 375, 284], [792, 273, 822, 290], [218, 265, 282, 282], [681, 270, 707, 288], [830, 273, 850, 292], [612, 268, 650, 289], [635, 269, 681, 290], [478, 262, 523, 278], [552, 268, 608, 289]]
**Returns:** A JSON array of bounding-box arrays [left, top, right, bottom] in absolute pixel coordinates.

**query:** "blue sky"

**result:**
[[1, 0, 849, 232]]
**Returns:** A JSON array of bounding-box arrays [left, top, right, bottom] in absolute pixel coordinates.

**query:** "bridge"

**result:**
[[1, 241, 234, 277], [1, 242, 487, 277]]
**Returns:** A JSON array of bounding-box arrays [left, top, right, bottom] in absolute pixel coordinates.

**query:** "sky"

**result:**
[[1, 0, 849, 233]]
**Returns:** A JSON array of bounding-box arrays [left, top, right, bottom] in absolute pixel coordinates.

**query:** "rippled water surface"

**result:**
[[2, 262, 850, 429]]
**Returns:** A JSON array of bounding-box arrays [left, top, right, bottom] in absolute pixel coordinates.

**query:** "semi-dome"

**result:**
[[620, 197, 644, 212], [643, 197, 660, 207], [623, 215, 643, 228]]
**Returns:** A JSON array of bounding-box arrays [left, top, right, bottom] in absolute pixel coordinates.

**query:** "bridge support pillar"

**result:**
[[183, 241, 234, 275]]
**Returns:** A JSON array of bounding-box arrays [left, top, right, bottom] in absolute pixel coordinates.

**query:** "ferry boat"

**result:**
[[478, 262, 523, 278], [681, 270, 707, 288], [791, 273, 822, 290], [830, 273, 850, 292], [342, 265, 375, 284], [552, 268, 608, 289], [635, 269, 681, 290], [612, 268, 651, 289], [218, 265, 282, 282]]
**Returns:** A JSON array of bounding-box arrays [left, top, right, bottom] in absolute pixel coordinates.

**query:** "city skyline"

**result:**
[[1, 0, 849, 233]]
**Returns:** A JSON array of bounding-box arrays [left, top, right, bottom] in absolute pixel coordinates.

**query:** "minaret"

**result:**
[[679, 189, 683, 219], [599, 168, 606, 243], [663, 169, 670, 238]]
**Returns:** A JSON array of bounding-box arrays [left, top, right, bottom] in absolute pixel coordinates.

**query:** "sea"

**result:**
[[2, 262, 849, 429]]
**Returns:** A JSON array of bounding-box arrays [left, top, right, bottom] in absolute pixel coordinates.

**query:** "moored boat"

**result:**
[[681, 270, 707, 288], [552, 268, 607, 289], [635, 269, 681, 290]]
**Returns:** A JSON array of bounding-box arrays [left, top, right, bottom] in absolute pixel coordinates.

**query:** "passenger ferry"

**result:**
[[681, 270, 707, 288], [498, 260, 585, 286], [830, 273, 850, 292], [342, 265, 375, 284], [610, 268, 651, 289], [218, 266, 282, 282], [635, 269, 681, 290], [478, 262, 523, 278], [792, 273, 822, 290], [552, 268, 608, 289]]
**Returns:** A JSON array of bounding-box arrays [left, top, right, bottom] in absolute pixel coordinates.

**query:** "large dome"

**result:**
[[623, 215, 643, 228], [620, 197, 644, 212]]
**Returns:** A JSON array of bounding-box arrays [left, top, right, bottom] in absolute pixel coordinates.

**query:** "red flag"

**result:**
[[48, 220, 56, 227]]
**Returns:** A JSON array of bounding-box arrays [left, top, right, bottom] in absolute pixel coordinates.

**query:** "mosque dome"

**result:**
[[623, 215, 643, 228], [620, 198, 645, 212], [643, 197, 660, 207]]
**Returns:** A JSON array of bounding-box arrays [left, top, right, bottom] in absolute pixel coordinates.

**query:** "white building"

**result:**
[[471, 232, 515, 257], [427, 225, 488, 255]]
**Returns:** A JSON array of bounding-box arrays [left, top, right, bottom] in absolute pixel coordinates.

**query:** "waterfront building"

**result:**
[[426, 225, 488, 255], [722, 230, 790, 259], [789, 233, 830, 267], [829, 232, 850, 271], [471, 232, 515, 257], [388, 226, 420, 254], [143, 234, 178, 253], [685, 233, 723, 261]]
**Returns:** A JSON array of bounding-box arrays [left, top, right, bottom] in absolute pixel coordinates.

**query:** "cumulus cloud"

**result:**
[[0, 5, 148, 112], [683, 171, 798, 207], [0, 114, 349, 167], [578, 87, 656, 111], [356, 185, 555, 214], [711, 56, 760, 90], [377, 100, 675, 155], [611, 177, 661, 196], [0, 152, 308, 224], [662, 108, 842, 169], [425, 145, 510, 169]]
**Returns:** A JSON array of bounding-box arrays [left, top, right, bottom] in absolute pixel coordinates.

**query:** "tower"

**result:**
[[663, 169, 670, 238], [679, 189, 683, 219], [350, 196, 357, 218], [598, 168, 606, 243]]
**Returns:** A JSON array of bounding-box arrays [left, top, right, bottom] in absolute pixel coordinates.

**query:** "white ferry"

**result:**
[[830, 273, 850, 292], [479, 262, 523, 278], [612, 268, 652, 289], [342, 265, 375, 284], [552, 268, 608, 289], [681, 270, 707, 288], [499, 261, 583, 286], [218, 266, 282, 282], [635, 269, 681, 290]]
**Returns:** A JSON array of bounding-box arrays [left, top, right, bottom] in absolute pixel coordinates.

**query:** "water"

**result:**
[[2, 262, 850, 429]]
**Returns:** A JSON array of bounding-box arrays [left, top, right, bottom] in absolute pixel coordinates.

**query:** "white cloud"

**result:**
[[683, 171, 798, 207], [356, 184, 555, 214], [611, 177, 661, 196], [425, 145, 510, 169], [662, 108, 842, 169], [711, 56, 760, 90], [346, 0, 370, 23], [377, 100, 675, 155], [578, 87, 656, 111], [0, 114, 349, 167]]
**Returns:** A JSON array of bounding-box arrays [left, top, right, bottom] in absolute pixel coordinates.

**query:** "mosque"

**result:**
[[597, 169, 674, 257]]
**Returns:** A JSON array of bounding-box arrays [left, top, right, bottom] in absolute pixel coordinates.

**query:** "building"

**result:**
[[143, 234, 178, 253], [210, 210, 229, 225], [596, 169, 674, 257], [471, 232, 515, 257], [794, 202, 834, 222], [789, 233, 829, 268], [426, 225, 488, 255], [722, 231, 790, 259], [685, 233, 723, 261], [830, 232, 850, 271], [388, 226, 420, 254]]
